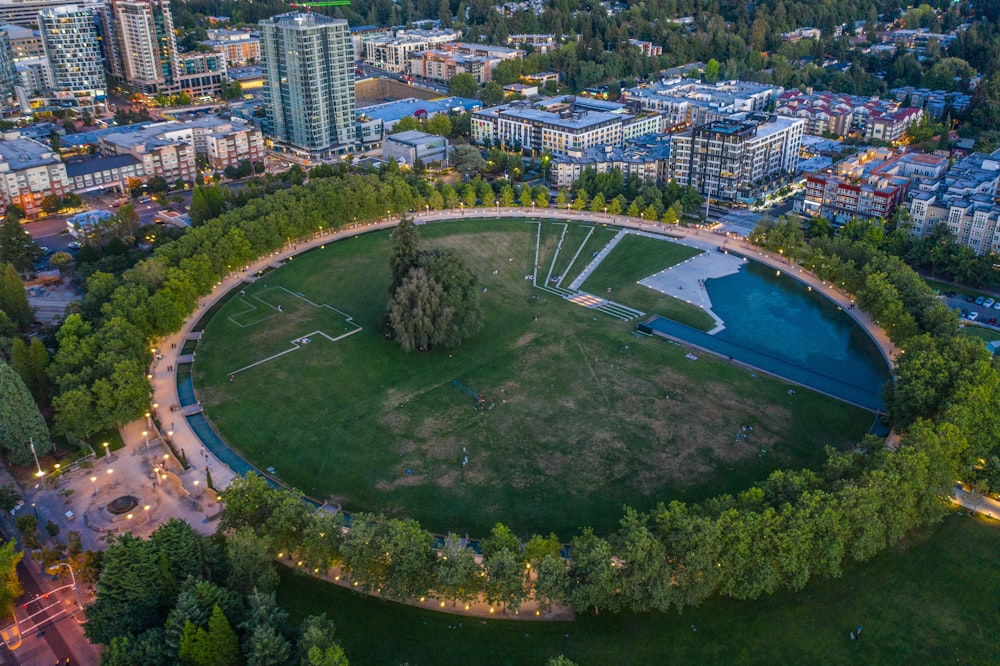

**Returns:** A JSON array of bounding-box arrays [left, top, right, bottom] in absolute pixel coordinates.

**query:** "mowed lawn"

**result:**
[[277, 512, 1000, 666], [194, 218, 872, 536], [580, 233, 715, 330]]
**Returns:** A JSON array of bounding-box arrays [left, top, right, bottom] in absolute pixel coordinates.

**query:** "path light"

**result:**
[[90, 476, 97, 495]]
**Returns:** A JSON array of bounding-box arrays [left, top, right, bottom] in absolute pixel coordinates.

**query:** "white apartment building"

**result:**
[[472, 95, 663, 157], [37, 5, 105, 111], [623, 79, 783, 129], [363, 28, 460, 73], [667, 113, 804, 202], [908, 151, 1000, 254]]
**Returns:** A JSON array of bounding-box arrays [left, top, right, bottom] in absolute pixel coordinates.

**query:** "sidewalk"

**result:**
[[150, 207, 900, 502]]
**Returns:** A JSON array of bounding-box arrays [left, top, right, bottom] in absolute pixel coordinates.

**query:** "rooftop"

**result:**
[[65, 154, 142, 177], [355, 96, 481, 122], [385, 130, 444, 146], [0, 136, 60, 170]]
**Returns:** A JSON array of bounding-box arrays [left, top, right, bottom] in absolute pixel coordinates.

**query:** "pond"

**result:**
[[644, 259, 890, 411]]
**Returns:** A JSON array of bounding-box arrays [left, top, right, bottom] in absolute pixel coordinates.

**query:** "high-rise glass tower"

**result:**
[[38, 5, 105, 111], [260, 12, 355, 159]]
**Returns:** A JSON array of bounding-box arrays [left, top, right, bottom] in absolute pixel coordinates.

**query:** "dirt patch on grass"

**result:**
[[512, 331, 539, 349], [375, 474, 427, 490]]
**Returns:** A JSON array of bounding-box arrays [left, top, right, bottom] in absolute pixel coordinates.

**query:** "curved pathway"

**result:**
[[136, 208, 902, 618], [149, 207, 900, 503]]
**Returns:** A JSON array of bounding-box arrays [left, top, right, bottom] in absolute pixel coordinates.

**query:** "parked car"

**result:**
[[969, 311, 980, 321], [966, 295, 976, 302], [948, 291, 957, 298], [993, 301, 1000, 310], [975, 295, 986, 305], [961, 309, 970, 318], [984, 298, 995, 308]]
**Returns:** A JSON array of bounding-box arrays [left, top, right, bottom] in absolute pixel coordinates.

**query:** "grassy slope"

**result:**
[[277, 512, 1000, 666], [194, 219, 871, 536], [581, 234, 714, 330]]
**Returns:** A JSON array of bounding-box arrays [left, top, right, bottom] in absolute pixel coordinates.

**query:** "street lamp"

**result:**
[[90, 475, 97, 496], [106, 468, 113, 489], [495, 200, 499, 213], [45, 562, 82, 609], [102, 442, 110, 462], [194, 480, 201, 498], [29, 438, 43, 479], [604, 206, 608, 218], [142, 431, 149, 448]]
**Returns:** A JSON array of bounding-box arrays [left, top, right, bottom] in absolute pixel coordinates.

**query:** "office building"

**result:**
[[383, 130, 448, 166], [260, 12, 355, 159], [38, 5, 105, 111], [667, 113, 803, 202]]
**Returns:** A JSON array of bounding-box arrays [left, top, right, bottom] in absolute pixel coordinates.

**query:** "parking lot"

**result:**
[[944, 291, 1000, 326]]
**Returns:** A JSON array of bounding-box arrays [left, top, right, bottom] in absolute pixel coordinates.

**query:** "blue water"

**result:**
[[646, 260, 889, 410]]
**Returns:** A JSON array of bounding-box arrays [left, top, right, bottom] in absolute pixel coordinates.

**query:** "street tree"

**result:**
[[0, 361, 49, 465], [483, 548, 526, 612], [449, 72, 479, 99], [0, 219, 38, 272], [0, 263, 31, 328], [0, 540, 22, 619], [434, 533, 481, 606], [226, 528, 279, 597]]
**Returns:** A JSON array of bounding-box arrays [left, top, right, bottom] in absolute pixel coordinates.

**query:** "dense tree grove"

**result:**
[[86, 518, 349, 665], [387, 218, 482, 351]]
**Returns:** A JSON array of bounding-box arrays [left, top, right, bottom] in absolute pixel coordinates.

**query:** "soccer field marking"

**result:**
[[228, 327, 363, 376], [224, 286, 363, 376]]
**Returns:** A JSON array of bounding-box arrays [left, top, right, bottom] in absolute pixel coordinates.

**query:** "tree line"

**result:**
[[85, 518, 349, 665], [38, 165, 993, 620]]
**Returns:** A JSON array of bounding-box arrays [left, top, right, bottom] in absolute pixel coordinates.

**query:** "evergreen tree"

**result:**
[[0, 361, 48, 465], [0, 263, 31, 328]]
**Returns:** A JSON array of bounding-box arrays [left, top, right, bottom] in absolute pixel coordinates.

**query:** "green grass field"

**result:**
[[961, 324, 1000, 344], [277, 512, 1000, 665], [580, 233, 714, 330], [194, 219, 872, 536]]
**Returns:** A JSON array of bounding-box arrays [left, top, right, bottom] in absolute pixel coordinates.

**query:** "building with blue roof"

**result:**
[[355, 96, 480, 147]]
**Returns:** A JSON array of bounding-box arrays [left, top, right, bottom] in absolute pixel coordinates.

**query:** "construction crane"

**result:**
[[289, 0, 350, 9]]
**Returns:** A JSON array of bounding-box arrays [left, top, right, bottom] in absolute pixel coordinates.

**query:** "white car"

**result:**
[[985, 298, 995, 308], [969, 311, 980, 321], [993, 301, 1000, 310]]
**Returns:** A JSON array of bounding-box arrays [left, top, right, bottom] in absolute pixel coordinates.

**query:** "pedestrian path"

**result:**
[[567, 229, 628, 291]]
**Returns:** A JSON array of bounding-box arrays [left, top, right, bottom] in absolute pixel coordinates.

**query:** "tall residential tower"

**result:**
[[38, 5, 105, 111], [260, 12, 355, 159]]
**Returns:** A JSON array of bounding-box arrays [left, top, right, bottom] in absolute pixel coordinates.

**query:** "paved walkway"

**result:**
[[150, 207, 899, 503], [952, 486, 1000, 520]]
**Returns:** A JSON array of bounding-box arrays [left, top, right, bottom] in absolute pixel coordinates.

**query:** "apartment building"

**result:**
[[472, 96, 660, 157], [908, 151, 1000, 254], [0, 23, 43, 59], [623, 78, 783, 129], [200, 28, 260, 68], [65, 154, 145, 193], [38, 5, 105, 111], [363, 28, 460, 73], [507, 34, 557, 53], [260, 13, 355, 158], [667, 113, 804, 201], [0, 134, 68, 217], [549, 133, 671, 188], [627, 39, 662, 57]]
